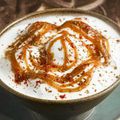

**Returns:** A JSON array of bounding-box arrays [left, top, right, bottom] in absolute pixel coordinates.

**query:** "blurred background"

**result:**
[[0, 0, 120, 120], [0, 0, 120, 31]]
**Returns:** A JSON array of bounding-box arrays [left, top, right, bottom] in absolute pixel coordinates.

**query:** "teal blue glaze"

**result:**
[[90, 85, 120, 120]]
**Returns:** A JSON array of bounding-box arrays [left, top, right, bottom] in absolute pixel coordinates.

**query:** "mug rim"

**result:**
[[0, 8, 120, 104]]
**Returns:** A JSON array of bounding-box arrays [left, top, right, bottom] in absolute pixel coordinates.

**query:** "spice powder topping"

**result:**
[[5, 18, 109, 92]]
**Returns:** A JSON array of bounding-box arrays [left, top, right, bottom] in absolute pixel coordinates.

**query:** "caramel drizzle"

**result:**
[[5, 19, 109, 92]]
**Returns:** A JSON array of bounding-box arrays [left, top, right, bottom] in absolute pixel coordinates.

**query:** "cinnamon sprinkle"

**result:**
[[5, 18, 110, 92]]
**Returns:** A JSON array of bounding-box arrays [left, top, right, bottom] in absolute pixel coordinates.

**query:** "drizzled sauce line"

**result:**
[[5, 18, 109, 92]]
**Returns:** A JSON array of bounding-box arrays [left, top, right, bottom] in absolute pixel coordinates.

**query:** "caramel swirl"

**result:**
[[5, 18, 109, 92]]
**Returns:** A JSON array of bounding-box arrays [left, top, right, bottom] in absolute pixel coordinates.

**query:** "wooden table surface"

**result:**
[[0, 0, 120, 32]]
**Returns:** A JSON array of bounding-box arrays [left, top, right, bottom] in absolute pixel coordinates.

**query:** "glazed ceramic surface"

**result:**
[[0, 9, 120, 102]]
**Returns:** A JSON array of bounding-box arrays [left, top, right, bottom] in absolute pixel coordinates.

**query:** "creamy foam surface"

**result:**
[[0, 12, 120, 100]]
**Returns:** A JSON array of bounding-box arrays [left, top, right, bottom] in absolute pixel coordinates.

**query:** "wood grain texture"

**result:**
[[0, 0, 120, 31]]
